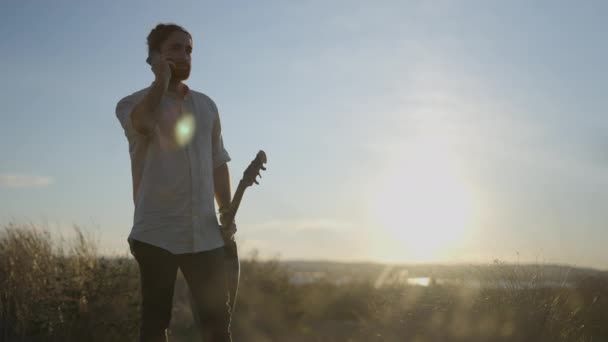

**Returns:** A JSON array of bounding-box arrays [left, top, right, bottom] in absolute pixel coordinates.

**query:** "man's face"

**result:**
[[160, 31, 193, 81]]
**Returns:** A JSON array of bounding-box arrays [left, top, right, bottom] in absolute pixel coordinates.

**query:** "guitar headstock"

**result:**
[[241, 150, 267, 187]]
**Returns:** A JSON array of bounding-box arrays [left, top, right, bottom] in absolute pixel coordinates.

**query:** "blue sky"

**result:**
[[1, 1, 607, 268]]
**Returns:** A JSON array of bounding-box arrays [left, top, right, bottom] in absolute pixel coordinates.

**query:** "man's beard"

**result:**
[[171, 65, 191, 81]]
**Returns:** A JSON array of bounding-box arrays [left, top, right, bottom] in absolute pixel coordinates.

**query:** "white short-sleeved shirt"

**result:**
[[115, 84, 231, 254]]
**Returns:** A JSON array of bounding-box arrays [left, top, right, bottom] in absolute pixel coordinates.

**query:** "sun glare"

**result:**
[[372, 135, 476, 262], [175, 112, 195, 147]]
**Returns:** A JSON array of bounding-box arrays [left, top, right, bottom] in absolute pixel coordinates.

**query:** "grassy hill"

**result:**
[[1, 223, 607, 341]]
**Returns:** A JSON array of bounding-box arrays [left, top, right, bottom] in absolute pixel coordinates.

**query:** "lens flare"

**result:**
[[174, 112, 195, 147]]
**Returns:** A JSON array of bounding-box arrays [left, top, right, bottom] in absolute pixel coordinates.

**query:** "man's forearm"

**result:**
[[214, 163, 232, 211], [131, 81, 166, 134]]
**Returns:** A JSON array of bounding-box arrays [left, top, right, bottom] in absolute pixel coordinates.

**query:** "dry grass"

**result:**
[[0, 223, 606, 342], [0, 223, 139, 341]]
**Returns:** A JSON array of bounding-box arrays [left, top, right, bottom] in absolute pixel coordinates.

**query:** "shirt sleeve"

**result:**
[[209, 98, 232, 168], [115, 90, 149, 139]]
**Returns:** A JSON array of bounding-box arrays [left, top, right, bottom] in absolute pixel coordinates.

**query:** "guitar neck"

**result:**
[[223, 150, 267, 228], [226, 179, 249, 225]]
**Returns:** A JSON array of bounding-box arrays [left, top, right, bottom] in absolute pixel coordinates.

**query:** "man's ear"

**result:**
[[147, 50, 161, 65]]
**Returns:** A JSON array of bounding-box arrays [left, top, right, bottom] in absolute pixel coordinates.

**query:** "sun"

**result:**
[[371, 135, 476, 262]]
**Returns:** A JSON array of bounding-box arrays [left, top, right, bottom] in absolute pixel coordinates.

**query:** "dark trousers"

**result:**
[[129, 239, 232, 342]]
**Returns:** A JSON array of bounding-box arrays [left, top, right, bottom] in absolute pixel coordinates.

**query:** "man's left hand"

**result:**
[[221, 222, 237, 241]]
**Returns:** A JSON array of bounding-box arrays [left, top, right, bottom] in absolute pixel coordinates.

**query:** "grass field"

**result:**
[[1, 223, 607, 342]]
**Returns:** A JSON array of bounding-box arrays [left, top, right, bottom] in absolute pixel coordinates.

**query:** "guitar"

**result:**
[[221, 150, 267, 312]]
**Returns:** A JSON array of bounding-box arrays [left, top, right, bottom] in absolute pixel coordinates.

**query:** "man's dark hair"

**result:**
[[147, 23, 191, 55]]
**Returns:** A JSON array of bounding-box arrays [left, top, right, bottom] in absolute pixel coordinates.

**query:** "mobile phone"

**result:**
[[146, 53, 176, 75]]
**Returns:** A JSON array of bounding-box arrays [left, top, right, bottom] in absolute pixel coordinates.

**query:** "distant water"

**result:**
[[404, 277, 574, 289], [289, 273, 574, 289]]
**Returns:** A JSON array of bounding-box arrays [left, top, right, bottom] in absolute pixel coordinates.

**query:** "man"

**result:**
[[115, 23, 235, 342]]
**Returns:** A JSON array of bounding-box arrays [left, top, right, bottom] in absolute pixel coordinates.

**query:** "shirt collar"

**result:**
[[153, 82, 191, 100]]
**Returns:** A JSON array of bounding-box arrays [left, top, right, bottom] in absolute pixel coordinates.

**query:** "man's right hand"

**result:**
[[150, 53, 175, 91], [129, 53, 176, 135]]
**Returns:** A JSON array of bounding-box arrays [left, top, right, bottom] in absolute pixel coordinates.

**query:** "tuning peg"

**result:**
[[261, 166, 267, 171]]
